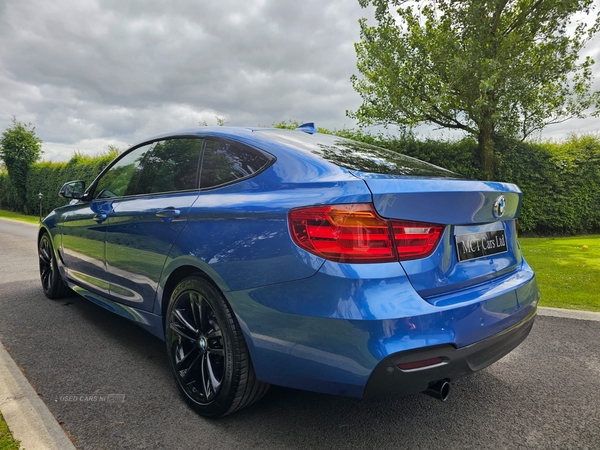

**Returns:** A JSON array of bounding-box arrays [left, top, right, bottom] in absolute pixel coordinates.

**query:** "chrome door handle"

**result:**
[[93, 213, 107, 223], [156, 208, 181, 219]]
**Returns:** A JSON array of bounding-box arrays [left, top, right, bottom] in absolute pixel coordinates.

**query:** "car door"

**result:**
[[59, 200, 112, 295], [60, 143, 154, 295], [104, 137, 204, 311]]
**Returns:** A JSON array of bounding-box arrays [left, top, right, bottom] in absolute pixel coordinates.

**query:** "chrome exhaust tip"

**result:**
[[423, 380, 451, 402]]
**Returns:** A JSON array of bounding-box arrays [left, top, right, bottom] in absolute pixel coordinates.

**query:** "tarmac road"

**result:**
[[0, 218, 599, 449]]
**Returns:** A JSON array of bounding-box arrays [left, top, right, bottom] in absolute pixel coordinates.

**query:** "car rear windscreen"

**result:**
[[255, 129, 459, 178]]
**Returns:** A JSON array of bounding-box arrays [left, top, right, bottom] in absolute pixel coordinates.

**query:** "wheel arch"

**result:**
[[156, 258, 231, 334], [160, 265, 203, 322], [37, 224, 50, 243], [37, 224, 61, 262], [157, 261, 263, 377]]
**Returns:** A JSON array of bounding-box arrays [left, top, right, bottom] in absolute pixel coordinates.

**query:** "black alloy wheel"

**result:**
[[38, 233, 67, 299], [166, 275, 269, 417]]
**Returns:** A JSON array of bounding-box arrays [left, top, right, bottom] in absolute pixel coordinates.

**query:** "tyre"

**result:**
[[38, 232, 68, 300], [166, 275, 269, 417]]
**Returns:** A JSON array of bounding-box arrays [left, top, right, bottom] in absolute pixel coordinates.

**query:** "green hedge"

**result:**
[[334, 131, 600, 235], [497, 136, 600, 235], [1, 134, 599, 235], [0, 150, 117, 216]]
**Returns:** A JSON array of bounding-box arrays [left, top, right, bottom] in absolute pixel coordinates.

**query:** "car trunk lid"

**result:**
[[357, 175, 523, 301]]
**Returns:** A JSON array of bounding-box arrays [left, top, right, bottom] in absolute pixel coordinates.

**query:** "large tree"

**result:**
[[350, 0, 600, 179], [0, 117, 43, 213]]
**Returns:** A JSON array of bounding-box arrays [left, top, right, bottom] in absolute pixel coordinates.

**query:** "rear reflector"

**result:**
[[288, 203, 444, 263], [397, 357, 444, 371]]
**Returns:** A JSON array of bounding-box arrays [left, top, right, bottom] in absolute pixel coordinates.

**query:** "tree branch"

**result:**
[[431, 103, 478, 134], [502, 0, 545, 36], [491, 0, 509, 34]]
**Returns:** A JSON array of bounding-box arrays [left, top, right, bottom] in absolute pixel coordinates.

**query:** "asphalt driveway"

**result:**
[[0, 218, 598, 449]]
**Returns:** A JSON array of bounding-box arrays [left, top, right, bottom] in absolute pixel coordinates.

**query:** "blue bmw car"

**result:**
[[38, 124, 540, 417]]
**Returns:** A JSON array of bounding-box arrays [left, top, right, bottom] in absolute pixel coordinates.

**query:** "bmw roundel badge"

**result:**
[[493, 195, 506, 218]]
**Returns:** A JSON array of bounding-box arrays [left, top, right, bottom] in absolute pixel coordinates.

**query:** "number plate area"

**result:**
[[455, 229, 508, 262]]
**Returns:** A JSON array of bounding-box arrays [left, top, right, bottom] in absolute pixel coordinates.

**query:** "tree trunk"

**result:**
[[477, 122, 495, 181]]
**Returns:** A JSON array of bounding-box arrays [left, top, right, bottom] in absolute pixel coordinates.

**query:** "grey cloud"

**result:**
[[3, 0, 363, 103], [0, 0, 369, 159], [1, 0, 599, 162]]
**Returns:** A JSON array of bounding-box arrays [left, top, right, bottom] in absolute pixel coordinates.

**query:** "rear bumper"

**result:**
[[227, 259, 540, 398], [364, 307, 536, 398]]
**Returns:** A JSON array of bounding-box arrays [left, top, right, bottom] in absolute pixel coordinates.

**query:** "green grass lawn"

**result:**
[[0, 412, 20, 450], [520, 235, 600, 312], [0, 209, 40, 224]]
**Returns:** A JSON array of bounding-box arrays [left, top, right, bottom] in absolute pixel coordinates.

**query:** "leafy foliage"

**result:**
[[351, 0, 600, 179], [0, 148, 118, 216], [496, 135, 600, 234], [199, 116, 230, 127], [0, 117, 43, 213]]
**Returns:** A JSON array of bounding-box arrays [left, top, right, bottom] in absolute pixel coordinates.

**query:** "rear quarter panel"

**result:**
[[160, 172, 373, 292]]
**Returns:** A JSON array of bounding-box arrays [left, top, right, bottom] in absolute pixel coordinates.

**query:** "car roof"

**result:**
[[132, 126, 458, 180]]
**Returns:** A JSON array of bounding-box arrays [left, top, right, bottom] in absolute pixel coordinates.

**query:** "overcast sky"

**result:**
[[2, 0, 600, 161]]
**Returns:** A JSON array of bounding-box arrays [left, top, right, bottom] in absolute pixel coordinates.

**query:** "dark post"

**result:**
[[38, 192, 43, 223]]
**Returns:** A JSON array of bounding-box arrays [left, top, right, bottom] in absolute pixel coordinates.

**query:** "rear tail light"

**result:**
[[288, 203, 444, 263], [392, 220, 445, 260], [288, 204, 395, 263]]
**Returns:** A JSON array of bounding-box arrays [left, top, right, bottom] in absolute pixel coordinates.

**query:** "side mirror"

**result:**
[[59, 180, 86, 199]]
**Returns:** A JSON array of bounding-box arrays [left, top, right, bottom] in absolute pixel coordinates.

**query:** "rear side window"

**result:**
[[200, 139, 272, 189], [134, 138, 204, 195]]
